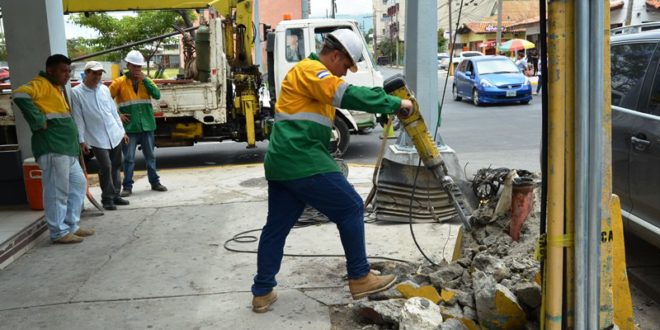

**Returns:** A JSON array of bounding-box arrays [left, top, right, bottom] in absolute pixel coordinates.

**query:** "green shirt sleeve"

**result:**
[[143, 78, 160, 100], [339, 85, 401, 114]]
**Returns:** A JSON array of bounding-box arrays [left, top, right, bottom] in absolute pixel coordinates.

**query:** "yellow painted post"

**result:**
[[111, 63, 120, 79], [609, 195, 635, 329], [543, 1, 569, 328], [600, 1, 615, 327]]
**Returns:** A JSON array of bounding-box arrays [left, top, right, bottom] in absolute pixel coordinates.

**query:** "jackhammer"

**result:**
[[384, 74, 473, 231]]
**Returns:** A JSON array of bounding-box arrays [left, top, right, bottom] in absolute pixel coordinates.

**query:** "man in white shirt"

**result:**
[[71, 61, 130, 210]]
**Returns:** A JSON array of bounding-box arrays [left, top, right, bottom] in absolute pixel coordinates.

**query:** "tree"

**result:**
[[437, 28, 448, 53], [365, 28, 374, 45], [69, 10, 195, 74]]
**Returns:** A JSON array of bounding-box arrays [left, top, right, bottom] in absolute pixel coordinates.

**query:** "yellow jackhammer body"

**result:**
[[383, 75, 472, 231]]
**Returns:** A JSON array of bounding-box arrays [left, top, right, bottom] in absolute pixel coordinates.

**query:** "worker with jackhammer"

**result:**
[[251, 29, 413, 313]]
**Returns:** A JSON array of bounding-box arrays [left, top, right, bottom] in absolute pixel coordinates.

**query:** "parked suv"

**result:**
[[611, 30, 660, 248]]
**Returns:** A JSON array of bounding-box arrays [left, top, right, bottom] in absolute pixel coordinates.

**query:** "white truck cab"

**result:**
[[268, 19, 383, 155]]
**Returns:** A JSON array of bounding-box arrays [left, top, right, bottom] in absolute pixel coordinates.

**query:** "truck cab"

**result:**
[[268, 19, 382, 155]]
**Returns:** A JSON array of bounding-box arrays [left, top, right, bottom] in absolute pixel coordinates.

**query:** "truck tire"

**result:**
[[330, 117, 350, 156]]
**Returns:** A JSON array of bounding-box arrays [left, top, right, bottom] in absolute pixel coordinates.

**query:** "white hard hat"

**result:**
[[327, 29, 363, 73], [124, 50, 146, 66]]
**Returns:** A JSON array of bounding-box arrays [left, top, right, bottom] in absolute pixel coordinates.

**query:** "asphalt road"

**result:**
[[102, 66, 657, 325]]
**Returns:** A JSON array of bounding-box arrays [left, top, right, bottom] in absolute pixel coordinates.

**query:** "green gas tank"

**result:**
[[195, 24, 211, 82]]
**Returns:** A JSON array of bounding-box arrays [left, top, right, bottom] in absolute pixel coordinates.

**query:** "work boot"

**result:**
[[74, 228, 95, 237], [120, 188, 132, 197], [252, 290, 278, 313], [348, 272, 397, 299], [103, 202, 117, 211], [151, 183, 168, 192], [52, 233, 83, 244], [113, 197, 130, 206]]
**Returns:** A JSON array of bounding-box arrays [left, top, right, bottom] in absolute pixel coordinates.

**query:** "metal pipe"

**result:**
[[574, 0, 590, 328], [587, 0, 605, 327], [72, 25, 200, 62], [544, 1, 568, 328]]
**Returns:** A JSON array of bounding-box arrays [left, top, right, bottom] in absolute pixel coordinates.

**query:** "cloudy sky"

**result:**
[[310, 0, 372, 17]]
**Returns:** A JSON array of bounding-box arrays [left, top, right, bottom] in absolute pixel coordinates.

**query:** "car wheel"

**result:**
[[472, 89, 481, 106], [329, 117, 350, 156], [453, 85, 462, 101]]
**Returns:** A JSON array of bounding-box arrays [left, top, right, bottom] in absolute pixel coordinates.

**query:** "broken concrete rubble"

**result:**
[[399, 297, 443, 330], [354, 299, 406, 326], [347, 171, 542, 329]]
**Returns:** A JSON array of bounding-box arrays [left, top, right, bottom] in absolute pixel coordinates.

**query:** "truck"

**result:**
[[0, 0, 382, 156]]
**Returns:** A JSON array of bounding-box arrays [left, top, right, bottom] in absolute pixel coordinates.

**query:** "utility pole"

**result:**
[[331, 0, 336, 19], [496, 0, 503, 51], [447, 0, 454, 74]]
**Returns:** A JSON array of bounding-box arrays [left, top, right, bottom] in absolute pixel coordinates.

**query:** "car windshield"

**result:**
[[476, 59, 519, 74]]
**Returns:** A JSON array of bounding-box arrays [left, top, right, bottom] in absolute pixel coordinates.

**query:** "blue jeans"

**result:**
[[122, 131, 160, 189], [251, 172, 370, 296], [37, 153, 86, 240]]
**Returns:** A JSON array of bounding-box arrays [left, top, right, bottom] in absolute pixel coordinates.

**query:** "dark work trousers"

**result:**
[[92, 144, 123, 204]]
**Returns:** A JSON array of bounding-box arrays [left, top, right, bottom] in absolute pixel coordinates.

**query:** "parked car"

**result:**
[[452, 55, 532, 106], [610, 29, 660, 248], [438, 53, 449, 69], [444, 51, 484, 71]]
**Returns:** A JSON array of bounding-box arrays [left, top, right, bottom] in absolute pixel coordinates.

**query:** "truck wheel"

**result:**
[[330, 117, 350, 156]]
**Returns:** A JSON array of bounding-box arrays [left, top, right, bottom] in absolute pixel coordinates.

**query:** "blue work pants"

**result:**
[[122, 131, 160, 189], [251, 172, 370, 296], [37, 153, 86, 240]]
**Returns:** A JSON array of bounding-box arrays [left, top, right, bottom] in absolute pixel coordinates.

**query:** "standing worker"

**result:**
[[251, 29, 413, 313], [110, 50, 167, 197], [12, 54, 95, 244], [71, 61, 130, 210]]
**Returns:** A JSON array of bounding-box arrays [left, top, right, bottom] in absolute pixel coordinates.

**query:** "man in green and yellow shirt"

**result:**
[[13, 54, 95, 244], [110, 50, 167, 197], [251, 29, 413, 313]]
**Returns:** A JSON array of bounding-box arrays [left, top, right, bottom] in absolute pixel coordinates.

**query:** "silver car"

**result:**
[[611, 29, 660, 248]]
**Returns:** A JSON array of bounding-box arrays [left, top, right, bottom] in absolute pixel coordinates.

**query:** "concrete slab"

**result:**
[[0, 290, 331, 330], [0, 164, 462, 328]]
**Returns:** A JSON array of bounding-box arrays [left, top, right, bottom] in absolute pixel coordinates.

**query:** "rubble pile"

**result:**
[[352, 169, 542, 329]]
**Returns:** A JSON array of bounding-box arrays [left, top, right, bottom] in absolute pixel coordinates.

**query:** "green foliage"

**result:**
[[437, 28, 447, 53], [377, 39, 404, 65], [365, 28, 374, 45], [68, 10, 195, 64]]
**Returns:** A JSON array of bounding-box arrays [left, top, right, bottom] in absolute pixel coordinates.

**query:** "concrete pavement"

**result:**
[[0, 164, 461, 329]]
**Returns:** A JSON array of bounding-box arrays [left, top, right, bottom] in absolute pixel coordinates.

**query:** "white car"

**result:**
[[442, 51, 484, 71]]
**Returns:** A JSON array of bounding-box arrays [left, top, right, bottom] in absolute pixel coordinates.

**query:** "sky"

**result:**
[[65, 1, 375, 38]]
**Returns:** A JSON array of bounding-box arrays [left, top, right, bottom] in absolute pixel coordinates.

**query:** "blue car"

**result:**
[[452, 56, 532, 106]]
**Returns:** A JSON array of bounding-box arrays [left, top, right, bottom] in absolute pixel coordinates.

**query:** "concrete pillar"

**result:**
[[0, 0, 68, 159], [404, 0, 438, 132]]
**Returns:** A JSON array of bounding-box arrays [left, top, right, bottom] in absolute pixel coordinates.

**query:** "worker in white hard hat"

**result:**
[[109, 50, 167, 197], [251, 29, 414, 313]]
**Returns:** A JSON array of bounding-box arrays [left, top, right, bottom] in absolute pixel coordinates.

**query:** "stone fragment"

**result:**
[[513, 281, 542, 309], [439, 302, 464, 320], [472, 253, 511, 282], [354, 299, 406, 326], [397, 284, 441, 304], [429, 263, 465, 289], [456, 257, 472, 268], [440, 318, 468, 330], [473, 271, 526, 329], [399, 297, 443, 330], [441, 289, 458, 305], [370, 280, 418, 300]]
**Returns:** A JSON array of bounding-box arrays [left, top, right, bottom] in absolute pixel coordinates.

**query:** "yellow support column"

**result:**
[[600, 1, 615, 326], [543, 1, 571, 328]]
